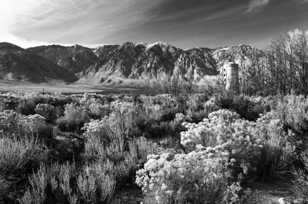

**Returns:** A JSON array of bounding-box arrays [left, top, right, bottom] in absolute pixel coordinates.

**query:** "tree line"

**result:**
[[240, 29, 308, 95]]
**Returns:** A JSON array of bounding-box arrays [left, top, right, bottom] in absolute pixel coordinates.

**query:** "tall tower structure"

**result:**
[[223, 62, 240, 93]]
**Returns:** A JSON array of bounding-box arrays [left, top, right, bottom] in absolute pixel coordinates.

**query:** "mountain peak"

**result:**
[[145, 41, 175, 50]]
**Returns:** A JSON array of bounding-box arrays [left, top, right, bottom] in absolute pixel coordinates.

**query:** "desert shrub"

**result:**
[[77, 163, 116, 203], [0, 110, 23, 136], [141, 95, 178, 120], [21, 162, 113, 204], [128, 137, 161, 164], [35, 103, 57, 123], [292, 172, 308, 201], [187, 96, 220, 123], [84, 97, 183, 143], [181, 109, 298, 181], [270, 95, 308, 174], [136, 150, 232, 204], [17, 99, 37, 115], [181, 110, 263, 179], [0, 136, 47, 202], [83, 113, 128, 161], [136, 108, 299, 204], [0, 137, 47, 176], [83, 112, 159, 162], [215, 92, 270, 121], [186, 94, 209, 112], [80, 93, 111, 119], [19, 114, 47, 135], [253, 144, 296, 182], [16, 94, 47, 115], [87, 102, 110, 119], [16, 94, 71, 114], [135, 118, 183, 140], [57, 103, 89, 133], [20, 163, 78, 204], [0, 110, 53, 144], [122, 101, 185, 141], [275, 95, 308, 142], [252, 111, 302, 181], [19, 166, 49, 204], [181, 109, 241, 149], [83, 115, 160, 191], [50, 95, 74, 108], [0, 95, 19, 111]]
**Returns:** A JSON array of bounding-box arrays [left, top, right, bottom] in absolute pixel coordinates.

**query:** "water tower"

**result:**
[[224, 61, 240, 94]]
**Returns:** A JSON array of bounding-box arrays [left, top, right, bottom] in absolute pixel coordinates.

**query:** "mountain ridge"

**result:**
[[0, 42, 77, 83], [0, 41, 264, 85]]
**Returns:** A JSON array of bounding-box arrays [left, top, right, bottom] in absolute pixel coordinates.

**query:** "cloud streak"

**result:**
[[247, 0, 270, 13], [1, 0, 308, 48]]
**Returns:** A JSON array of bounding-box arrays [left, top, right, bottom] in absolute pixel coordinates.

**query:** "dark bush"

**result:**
[[57, 103, 89, 133], [215, 93, 270, 121], [57, 117, 86, 133], [17, 99, 36, 115], [252, 144, 296, 182]]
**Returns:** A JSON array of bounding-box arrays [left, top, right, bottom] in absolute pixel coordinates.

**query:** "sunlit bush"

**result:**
[[181, 109, 296, 181], [35, 103, 57, 122], [181, 109, 242, 150], [2, 91, 308, 203], [137, 107, 301, 204], [136, 150, 231, 204]]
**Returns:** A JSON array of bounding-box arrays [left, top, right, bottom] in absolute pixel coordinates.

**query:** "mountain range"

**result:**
[[0, 41, 264, 85]]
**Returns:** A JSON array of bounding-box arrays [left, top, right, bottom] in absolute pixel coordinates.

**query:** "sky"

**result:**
[[0, 0, 308, 49]]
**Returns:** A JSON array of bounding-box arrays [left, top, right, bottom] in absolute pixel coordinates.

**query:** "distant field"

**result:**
[[0, 76, 219, 95], [0, 80, 155, 95]]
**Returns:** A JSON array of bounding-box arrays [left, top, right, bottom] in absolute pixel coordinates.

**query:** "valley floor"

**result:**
[[0, 80, 157, 95]]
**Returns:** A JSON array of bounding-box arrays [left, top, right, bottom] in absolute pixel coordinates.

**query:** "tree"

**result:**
[[265, 29, 308, 95]]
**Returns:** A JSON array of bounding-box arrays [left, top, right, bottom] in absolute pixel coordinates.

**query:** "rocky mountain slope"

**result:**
[[81, 42, 218, 84], [213, 44, 266, 73], [0, 43, 77, 83], [27, 44, 98, 75], [0, 42, 264, 85]]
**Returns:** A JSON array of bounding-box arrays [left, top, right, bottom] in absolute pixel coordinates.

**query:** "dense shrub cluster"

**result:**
[[0, 92, 308, 203], [137, 107, 304, 203]]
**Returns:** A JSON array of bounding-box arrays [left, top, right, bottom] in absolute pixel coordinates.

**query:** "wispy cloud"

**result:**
[[247, 0, 270, 13], [1, 0, 308, 48], [247, 0, 308, 13]]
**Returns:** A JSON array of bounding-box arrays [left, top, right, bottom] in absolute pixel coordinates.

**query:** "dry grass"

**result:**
[[0, 136, 46, 175]]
